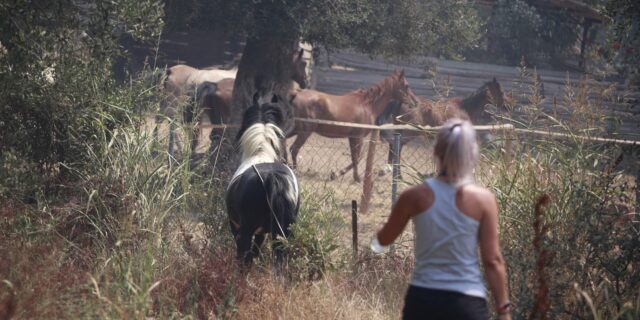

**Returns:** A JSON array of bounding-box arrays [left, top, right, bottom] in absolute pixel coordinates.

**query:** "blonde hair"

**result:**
[[433, 118, 479, 185]]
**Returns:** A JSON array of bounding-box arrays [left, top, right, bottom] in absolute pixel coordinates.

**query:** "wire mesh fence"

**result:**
[[151, 114, 639, 221], [285, 127, 442, 217]]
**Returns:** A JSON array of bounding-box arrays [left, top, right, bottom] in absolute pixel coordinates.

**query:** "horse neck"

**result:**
[[239, 123, 281, 164], [362, 79, 399, 116], [460, 87, 488, 114]]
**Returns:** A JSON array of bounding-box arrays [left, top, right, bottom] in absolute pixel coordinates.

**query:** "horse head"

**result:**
[[249, 91, 290, 133], [485, 77, 507, 109], [391, 70, 419, 108], [291, 48, 310, 89]]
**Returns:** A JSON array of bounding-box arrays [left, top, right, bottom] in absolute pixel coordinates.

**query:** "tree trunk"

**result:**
[[214, 34, 298, 177]]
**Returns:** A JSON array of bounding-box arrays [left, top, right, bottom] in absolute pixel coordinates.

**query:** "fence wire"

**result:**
[[285, 128, 440, 219]]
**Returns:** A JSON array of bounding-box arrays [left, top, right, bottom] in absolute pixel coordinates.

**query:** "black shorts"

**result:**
[[402, 285, 489, 320]]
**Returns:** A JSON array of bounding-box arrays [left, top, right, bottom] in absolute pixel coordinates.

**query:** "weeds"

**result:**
[[1, 64, 638, 319]]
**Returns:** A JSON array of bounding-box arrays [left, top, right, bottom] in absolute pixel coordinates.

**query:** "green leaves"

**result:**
[[163, 0, 482, 58]]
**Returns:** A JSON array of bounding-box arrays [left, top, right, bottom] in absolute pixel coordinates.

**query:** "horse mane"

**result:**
[[360, 73, 400, 103], [236, 103, 284, 163]]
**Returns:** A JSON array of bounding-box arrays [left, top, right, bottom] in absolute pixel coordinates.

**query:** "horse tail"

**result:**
[[262, 169, 299, 237]]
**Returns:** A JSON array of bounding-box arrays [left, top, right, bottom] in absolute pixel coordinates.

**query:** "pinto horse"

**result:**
[[158, 49, 309, 154], [376, 78, 506, 167], [288, 70, 417, 182], [226, 93, 300, 266]]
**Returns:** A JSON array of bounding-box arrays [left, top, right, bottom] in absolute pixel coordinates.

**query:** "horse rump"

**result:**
[[262, 165, 299, 237], [225, 163, 299, 266]]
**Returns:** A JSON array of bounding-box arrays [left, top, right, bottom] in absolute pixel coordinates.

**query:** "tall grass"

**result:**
[[1, 66, 638, 319], [477, 69, 639, 319]]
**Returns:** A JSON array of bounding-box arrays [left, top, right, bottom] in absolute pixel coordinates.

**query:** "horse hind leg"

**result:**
[[251, 233, 266, 261], [342, 137, 363, 183], [236, 232, 254, 267], [290, 131, 311, 169]]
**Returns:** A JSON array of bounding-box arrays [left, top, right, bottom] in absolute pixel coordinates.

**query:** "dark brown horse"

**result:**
[[287, 70, 418, 182], [377, 78, 506, 166]]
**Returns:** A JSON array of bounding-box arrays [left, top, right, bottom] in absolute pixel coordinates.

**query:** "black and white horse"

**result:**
[[225, 93, 300, 266]]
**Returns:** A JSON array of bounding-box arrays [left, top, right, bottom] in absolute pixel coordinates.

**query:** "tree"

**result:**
[[164, 0, 482, 170], [604, 0, 640, 84], [0, 0, 163, 182], [487, 0, 584, 66]]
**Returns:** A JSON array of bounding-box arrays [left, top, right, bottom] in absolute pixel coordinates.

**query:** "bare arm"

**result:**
[[376, 184, 430, 246], [479, 192, 511, 318]]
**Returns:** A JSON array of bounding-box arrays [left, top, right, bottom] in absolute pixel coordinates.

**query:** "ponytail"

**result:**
[[433, 119, 479, 185]]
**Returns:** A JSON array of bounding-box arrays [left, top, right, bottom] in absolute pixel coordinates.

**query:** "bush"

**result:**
[[486, 0, 582, 66], [476, 71, 639, 319], [0, 0, 163, 199]]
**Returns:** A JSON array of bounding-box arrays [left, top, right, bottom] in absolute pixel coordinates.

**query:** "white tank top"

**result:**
[[410, 178, 486, 298]]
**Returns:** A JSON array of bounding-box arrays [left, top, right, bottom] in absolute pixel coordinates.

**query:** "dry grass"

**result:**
[[1, 67, 638, 320]]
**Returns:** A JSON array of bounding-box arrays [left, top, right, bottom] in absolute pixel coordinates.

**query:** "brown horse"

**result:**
[[287, 70, 418, 182], [377, 78, 506, 166]]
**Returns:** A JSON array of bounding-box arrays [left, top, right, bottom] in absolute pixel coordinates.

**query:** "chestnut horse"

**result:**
[[287, 70, 417, 182], [377, 78, 506, 166]]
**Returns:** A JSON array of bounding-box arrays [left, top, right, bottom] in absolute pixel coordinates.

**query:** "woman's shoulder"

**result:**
[[397, 182, 434, 216], [462, 184, 495, 198], [458, 184, 497, 212]]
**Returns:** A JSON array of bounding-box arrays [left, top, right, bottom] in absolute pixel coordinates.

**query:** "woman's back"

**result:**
[[412, 178, 485, 298], [373, 119, 511, 320]]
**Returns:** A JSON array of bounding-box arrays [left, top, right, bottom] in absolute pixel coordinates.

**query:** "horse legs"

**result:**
[[251, 233, 266, 261], [236, 231, 254, 267], [290, 132, 311, 169], [347, 137, 363, 183], [189, 122, 200, 155]]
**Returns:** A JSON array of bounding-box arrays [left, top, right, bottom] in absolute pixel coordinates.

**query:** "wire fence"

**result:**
[[153, 115, 639, 220], [287, 119, 518, 217]]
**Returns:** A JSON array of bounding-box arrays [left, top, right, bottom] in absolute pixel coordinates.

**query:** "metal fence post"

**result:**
[[351, 200, 358, 260], [392, 132, 402, 204]]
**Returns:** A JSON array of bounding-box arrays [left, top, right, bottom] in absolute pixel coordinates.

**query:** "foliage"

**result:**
[[283, 190, 346, 281], [475, 71, 639, 319], [603, 0, 640, 84], [0, 0, 164, 192], [487, 0, 583, 66], [164, 0, 481, 58]]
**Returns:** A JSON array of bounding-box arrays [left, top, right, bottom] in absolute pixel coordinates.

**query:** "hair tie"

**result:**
[[449, 123, 462, 133]]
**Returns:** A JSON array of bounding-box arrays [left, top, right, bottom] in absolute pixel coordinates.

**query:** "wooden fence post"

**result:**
[[360, 130, 380, 215], [504, 127, 514, 164]]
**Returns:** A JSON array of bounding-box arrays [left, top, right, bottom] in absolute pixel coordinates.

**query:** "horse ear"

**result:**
[[271, 94, 279, 103], [297, 48, 304, 59]]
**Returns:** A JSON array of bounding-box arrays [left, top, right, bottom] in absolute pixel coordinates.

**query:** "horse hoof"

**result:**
[[329, 171, 337, 180]]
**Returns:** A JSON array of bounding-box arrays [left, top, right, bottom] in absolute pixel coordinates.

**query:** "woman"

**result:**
[[372, 119, 511, 320]]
